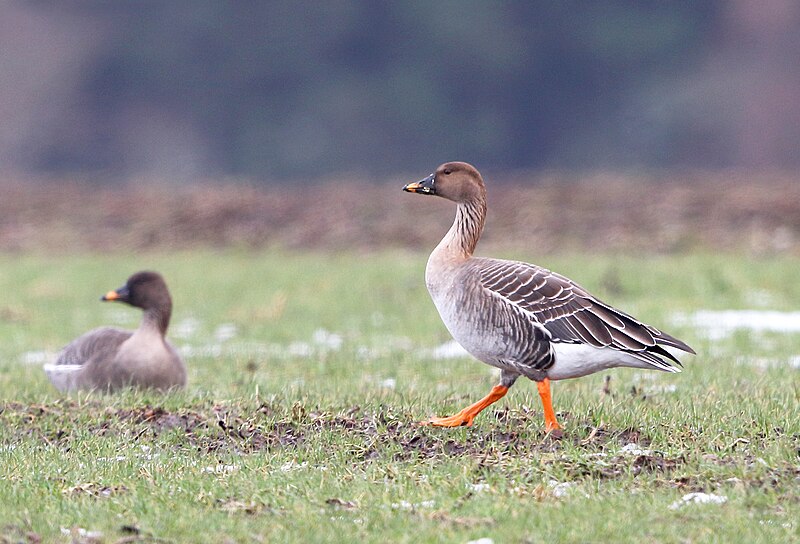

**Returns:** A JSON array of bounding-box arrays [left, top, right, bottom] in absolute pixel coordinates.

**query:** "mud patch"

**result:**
[[0, 401, 653, 463]]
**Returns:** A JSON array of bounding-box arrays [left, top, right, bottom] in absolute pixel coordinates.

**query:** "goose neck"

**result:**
[[140, 305, 171, 336], [436, 197, 486, 259]]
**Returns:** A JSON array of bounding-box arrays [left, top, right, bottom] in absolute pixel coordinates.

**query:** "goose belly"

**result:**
[[428, 288, 519, 369], [111, 331, 181, 388]]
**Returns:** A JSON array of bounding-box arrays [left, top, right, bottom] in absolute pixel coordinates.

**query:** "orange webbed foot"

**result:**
[[419, 411, 474, 427], [420, 385, 509, 429], [544, 419, 561, 432]]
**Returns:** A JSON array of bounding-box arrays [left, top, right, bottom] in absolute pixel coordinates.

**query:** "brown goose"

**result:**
[[403, 162, 694, 431], [44, 271, 186, 392]]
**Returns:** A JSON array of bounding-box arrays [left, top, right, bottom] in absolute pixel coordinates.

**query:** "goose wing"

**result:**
[[474, 258, 694, 370], [54, 327, 132, 366]]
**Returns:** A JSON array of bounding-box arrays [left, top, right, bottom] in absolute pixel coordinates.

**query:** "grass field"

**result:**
[[0, 250, 798, 543]]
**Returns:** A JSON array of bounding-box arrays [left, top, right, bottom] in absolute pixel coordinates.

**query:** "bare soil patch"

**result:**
[[3, 400, 797, 493]]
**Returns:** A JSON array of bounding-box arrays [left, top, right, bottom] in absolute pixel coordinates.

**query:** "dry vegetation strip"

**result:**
[[2, 170, 799, 253]]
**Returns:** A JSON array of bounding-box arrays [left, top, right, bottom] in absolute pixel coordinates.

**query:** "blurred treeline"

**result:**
[[2, 1, 799, 181]]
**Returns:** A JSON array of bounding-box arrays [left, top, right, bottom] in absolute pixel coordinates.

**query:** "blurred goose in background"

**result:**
[[44, 271, 186, 392], [403, 162, 694, 431]]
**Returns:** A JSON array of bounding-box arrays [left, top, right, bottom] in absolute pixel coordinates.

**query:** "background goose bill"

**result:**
[[402, 173, 435, 195], [101, 285, 130, 302]]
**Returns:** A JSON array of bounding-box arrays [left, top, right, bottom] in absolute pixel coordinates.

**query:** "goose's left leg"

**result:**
[[421, 370, 518, 427]]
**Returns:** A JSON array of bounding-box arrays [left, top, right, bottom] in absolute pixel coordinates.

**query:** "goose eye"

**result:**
[[443, 169, 452, 175]]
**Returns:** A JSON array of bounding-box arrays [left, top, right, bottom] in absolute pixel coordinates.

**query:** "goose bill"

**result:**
[[402, 173, 435, 195], [101, 285, 130, 302]]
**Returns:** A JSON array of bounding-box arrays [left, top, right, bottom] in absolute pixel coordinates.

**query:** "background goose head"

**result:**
[[403, 161, 486, 204], [102, 271, 172, 316]]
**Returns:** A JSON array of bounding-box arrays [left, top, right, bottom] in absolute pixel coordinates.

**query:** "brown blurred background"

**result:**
[[1, 1, 798, 253]]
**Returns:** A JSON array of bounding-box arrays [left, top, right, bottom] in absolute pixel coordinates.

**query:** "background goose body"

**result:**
[[44, 271, 186, 392], [405, 161, 694, 431]]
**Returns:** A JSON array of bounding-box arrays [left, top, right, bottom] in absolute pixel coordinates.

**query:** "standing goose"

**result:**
[[44, 271, 186, 392], [403, 162, 694, 431]]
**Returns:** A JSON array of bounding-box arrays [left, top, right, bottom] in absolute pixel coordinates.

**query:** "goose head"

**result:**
[[102, 271, 172, 313], [403, 161, 486, 204]]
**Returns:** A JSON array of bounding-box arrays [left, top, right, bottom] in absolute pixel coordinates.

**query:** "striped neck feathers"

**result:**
[[436, 195, 487, 259]]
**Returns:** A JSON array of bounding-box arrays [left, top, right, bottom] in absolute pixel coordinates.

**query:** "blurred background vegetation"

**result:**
[[2, 1, 799, 182]]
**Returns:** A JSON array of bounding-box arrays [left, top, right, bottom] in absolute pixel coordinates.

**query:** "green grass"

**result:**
[[0, 250, 799, 543]]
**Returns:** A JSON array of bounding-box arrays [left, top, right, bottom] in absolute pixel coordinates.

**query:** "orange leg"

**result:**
[[536, 378, 561, 432], [421, 385, 509, 427]]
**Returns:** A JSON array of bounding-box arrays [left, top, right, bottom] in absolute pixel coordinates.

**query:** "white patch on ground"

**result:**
[[330, 515, 365, 525], [106, 308, 135, 326], [95, 455, 127, 463], [280, 460, 308, 473], [669, 492, 728, 509], [744, 290, 777, 307], [620, 443, 653, 456], [468, 483, 491, 493], [94, 446, 158, 464], [370, 312, 385, 327], [390, 500, 435, 510], [548, 480, 589, 498], [379, 378, 397, 390], [759, 519, 794, 529], [61, 527, 103, 539], [286, 341, 314, 357], [286, 329, 343, 357], [172, 317, 202, 339], [732, 355, 800, 370], [312, 329, 343, 350], [632, 374, 678, 394], [20, 350, 56, 365], [644, 383, 678, 394], [356, 336, 414, 360], [672, 309, 800, 340], [428, 340, 471, 359], [213, 323, 238, 342], [179, 329, 345, 360], [179, 344, 221, 359], [201, 464, 238, 474], [466, 539, 494, 544]]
